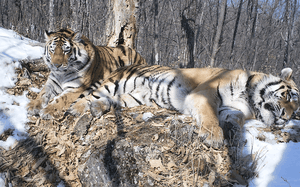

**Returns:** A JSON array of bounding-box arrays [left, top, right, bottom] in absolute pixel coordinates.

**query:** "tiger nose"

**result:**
[[54, 63, 62, 68]]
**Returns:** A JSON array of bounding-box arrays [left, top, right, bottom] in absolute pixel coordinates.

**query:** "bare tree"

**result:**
[[230, 0, 243, 58], [210, 0, 227, 67]]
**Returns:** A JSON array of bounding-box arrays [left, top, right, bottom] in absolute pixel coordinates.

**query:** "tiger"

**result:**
[[27, 28, 146, 119], [68, 64, 299, 147]]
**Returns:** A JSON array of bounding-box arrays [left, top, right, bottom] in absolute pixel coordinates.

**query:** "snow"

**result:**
[[243, 119, 300, 187], [142, 112, 154, 121], [0, 27, 300, 187], [244, 120, 286, 187], [0, 27, 43, 150]]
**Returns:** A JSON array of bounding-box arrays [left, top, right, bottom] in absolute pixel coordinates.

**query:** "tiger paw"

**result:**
[[41, 104, 62, 120], [27, 99, 43, 116], [199, 124, 224, 148], [67, 98, 90, 117], [90, 99, 111, 118]]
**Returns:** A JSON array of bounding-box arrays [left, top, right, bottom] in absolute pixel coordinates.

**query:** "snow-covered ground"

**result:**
[[244, 119, 300, 187], [0, 27, 43, 149], [0, 27, 299, 187]]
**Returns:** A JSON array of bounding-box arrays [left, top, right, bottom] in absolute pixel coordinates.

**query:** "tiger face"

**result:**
[[250, 68, 299, 126], [44, 29, 89, 73]]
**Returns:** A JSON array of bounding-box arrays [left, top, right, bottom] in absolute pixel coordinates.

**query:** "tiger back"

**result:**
[[69, 64, 299, 148], [27, 28, 146, 119]]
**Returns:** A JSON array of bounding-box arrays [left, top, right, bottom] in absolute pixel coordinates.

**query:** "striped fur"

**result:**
[[27, 29, 146, 118], [70, 64, 299, 147]]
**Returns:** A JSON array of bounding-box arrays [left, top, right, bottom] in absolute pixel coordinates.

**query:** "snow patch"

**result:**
[[244, 120, 288, 187], [0, 27, 43, 150], [142, 112, 154, 121]]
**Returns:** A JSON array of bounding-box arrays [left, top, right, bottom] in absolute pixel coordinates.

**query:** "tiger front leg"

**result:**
[[90, 97, 112, 118], [219, 109, 245, 142], [27, 86, 52, 116], [86, 93, 144, 118], [41, 90, 83, 119], [184, 90, 224, 148], [68, 94, 112, 118], [67, 96, 91, 117]]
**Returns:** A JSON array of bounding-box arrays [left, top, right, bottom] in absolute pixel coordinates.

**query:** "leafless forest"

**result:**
[[1, 0, 300, 79], [1, 1, 300, 186]]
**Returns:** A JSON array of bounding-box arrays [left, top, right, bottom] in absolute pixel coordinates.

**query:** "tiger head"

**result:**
[[43, 29, 89, 73], [251, 68, 299, 126]]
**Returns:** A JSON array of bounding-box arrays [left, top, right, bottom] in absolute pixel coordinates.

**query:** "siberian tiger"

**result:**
[[69, 64, 299, 147], [27, 29, 146, 118]]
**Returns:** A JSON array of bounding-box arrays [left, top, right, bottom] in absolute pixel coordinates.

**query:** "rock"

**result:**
[[73, 114, 92, 138], [78, 139, 138, 187]]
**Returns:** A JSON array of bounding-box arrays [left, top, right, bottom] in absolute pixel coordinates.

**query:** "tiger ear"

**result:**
[[280, 68, 293, 81], [44, 30, 51, 41], [72, 32, 82, 42]]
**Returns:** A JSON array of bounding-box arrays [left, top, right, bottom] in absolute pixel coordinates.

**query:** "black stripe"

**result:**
[[274, 85, 285, 93], [230, 82, 234, 97], [92, 93, 100, 99], [142, 77, 146, 85], [246, 75, 255, 91], [123, 66, 140, 93], [90, 82, 97, 89], [105, 47, 114, 52], [137, 66, 162, 77], [64, 86, 81, 90], [118, 56, 125, 67], [217, 84, 223, 108], [167, 78, 176, 110], [104, 85, 110, 93], [73, 48, 78, 60], [118, 45, 126, 55], [128, 48, 132, 64], [108, 78, 114, 83], [77, 47, 81, 56], [156, 78, 165, 99], [129, 94, 143, 105], [150, 98, 162, 108], [58, 29, 73, 34], [51, 78, 62, 90], [133, 75, 139, 91], [114, 80, 119, 96], [259, 80, 283, 103], [52, 89, 59, 96], [134, 51, 138, 64], [67, 76, 81, 83], [161, 84, 168, 105]]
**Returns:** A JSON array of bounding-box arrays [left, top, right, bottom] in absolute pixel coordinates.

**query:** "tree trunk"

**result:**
[[283, 0, 297, 68], [230, 0, 243, 57], [210, 0, 227, 67]]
